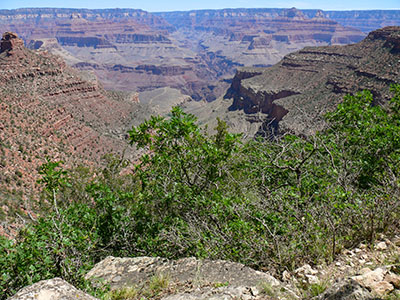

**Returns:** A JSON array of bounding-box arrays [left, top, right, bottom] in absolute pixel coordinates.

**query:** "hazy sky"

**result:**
[[1, 0, 399, 11]]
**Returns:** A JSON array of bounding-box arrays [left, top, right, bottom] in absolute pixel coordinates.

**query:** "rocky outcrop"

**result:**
[[352, 267, 400, 296], [224, 26, 400, 136], [85, 256, 292, 300], [0, 32, 24, 53], [7, 257, 296, 300], [316, 279, 378, 300], [368, 26, 400, 53], [8, 278, 97, 300], [56, 36, 116, 49], [313, 265, 400, 299], [134, 64, 192, 76], [85, 256, 280, 288], [105, 33, 171, 44]]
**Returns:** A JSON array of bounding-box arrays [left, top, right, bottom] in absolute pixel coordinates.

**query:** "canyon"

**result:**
[[0, 8, 399, 223], [1, 7, 400, 300], [0, 7, 388, 102], [0, 8, 399, 198], [186, 26, 400, 137]]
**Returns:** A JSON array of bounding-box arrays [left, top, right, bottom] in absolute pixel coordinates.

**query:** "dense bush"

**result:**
[[1, 86, 400, 299]]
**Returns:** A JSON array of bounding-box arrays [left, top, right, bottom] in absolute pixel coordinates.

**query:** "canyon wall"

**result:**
[[0, 32, 138, 232], [222, 26, 400, 136], [0, 7, 382, 101]]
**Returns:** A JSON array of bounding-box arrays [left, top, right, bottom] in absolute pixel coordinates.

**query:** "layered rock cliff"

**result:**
[[323, 10, 400, 33], [0, 32, 138, 234], [0, 7, 375, 102], [159, 8, 366, 69], [0, 8, 225, 101], [224, 26, 400, 136]]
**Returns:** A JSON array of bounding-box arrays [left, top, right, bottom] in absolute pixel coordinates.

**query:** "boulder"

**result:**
[[385, 272, 400, 289], [352, 267, 396, 296], [374, 242, 387, 251], [85, 256, 292, 299], [85, 256, 280, 289], [8, 278, 98, 300], [352, 268, 386, 288], [295, 263, 320, 284], [316, 279, 380, 300], [369, 281, 394, 295]]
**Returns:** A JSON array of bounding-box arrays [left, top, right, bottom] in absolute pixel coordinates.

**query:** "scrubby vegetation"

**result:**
[[1, 86, 400, 299]]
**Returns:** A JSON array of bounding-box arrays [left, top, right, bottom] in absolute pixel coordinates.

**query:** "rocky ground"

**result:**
[[7, 235, 400, 300]]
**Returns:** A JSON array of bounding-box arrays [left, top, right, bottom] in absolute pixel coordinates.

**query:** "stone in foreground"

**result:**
[[85, 256, 292, 299], [85, 256, 279, 289], [7, 278, 98, 300], [316, 279, 380, 300]]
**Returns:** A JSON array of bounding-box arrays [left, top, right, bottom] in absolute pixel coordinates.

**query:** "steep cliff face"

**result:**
[[158, 8, 366, 76], [224, 26, 400, 136], [0, 8, 225, 101], [0, 8, 374, 102], [323, 10, 400, 33], [0, 8, 172, 31], [0, 32, 138, 225], [160, 8, 365, 44]]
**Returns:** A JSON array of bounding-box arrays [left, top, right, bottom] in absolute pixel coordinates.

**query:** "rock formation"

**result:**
[[8, 278, 97, 300], [222, 26, 400, 136], [322, 10, 400, 33], [0, 32, 24, 53], [0, 8, 225, 101], [0, 8, 373, 102], [85, 256, 280, 289], [0, 31, 138, 236], [158, 8, 366, 69], [316, 279, 377, 300]]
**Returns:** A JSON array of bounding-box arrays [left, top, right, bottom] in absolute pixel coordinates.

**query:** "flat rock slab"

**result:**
[[85, 256, 279, 289], [8, 278, 98, 300], [162, 286, 259, 300]]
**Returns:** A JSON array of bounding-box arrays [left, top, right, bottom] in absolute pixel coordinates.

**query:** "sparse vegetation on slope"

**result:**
[[1, 86, 400, 299]]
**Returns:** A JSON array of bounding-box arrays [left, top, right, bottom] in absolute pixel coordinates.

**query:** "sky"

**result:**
[[1, 0, 399, 11]]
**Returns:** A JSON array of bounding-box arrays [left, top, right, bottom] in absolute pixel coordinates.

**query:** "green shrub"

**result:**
[[2, 86, 400, 299]]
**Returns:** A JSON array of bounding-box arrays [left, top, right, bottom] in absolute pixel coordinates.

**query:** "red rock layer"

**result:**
[[0, 32, 137, 231]]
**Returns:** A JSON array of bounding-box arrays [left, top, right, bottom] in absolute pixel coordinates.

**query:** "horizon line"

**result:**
[[1, 7, 400, 12]]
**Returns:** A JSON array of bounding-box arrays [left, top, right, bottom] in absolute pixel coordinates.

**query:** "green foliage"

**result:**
[[128, 107, 239, 198], [325, 89, 400, 189], [103, 273, 170, 300], [0, 203, 100, 298], [37, 159, 70, 193], [2, 87, 400, 299], [126, 107, 263, 261], [104, 287, 139, 300], [302, 282, 328, 299]]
